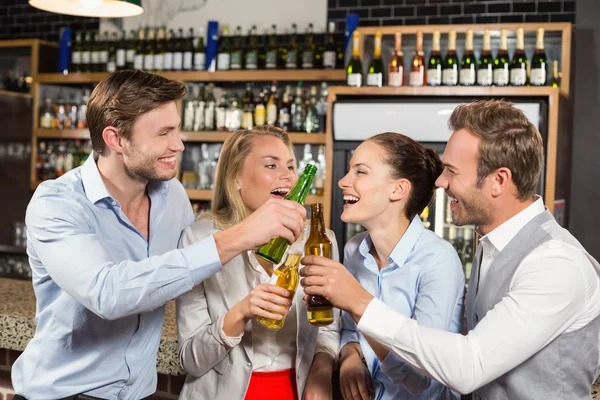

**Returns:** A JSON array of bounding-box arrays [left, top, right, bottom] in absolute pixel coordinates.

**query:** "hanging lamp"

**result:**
[[29, 0, 143, 18]]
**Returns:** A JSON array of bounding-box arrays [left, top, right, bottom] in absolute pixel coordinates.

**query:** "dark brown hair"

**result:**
[[87, 70, 186, 154], [369, 132, 443, 219], [448, 100, 543, 201]]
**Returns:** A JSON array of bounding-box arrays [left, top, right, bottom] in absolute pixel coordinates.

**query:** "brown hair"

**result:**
[[448, 100, 543, 201], [369, 132, 443, 219], [87, 70, 186, 154], [200, 126, 294, 229]]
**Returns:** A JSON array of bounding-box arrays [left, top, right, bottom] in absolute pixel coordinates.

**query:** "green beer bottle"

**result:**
[[255, 163, 317, 264]]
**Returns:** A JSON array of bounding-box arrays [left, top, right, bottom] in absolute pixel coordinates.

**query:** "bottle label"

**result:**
[[510, 68, 527, 86], [366, 73, 382, 87], [302, 51, 314, 68], [245, 53, 258, 69], [460, 68, 476, 85], [409, 70, 424, 86], [164, 52, 173, 70], [478, 68, 493, 86], [494, 68, 509, 86], [91, 51, 100, 64], [286, 51, 297, 68], [82, 51, 90, 64], [126, 49, 135, 63], [530, 68, 547, 85], [230, 52, 242, 69], [217, 53, 230, 70], [266, 51, 278, 69], [154, 54, 164, 71], [442, 68, 458, 85], [323, 51, 336, 68], [254, 105, 266, 126], [427, 68, 441, 85], [347, 73, 362, 87], [183, 52, 193, 70], [173, 53, 183, 70], [107, 61, 116, 73], [100, 50, 108, 63], [204, 104, 215, 130], [388, 71, 402, 87], [72, 51, 81, 65], [134, 54, 143, 70], [216, 107, 226, 130], [194, 53, 206, 70], [144, 54, 154, 70], [116, 49, 126, 67], [267, 104, 278, 124], [279, 111, 290, 124], [242, 112, 253, 129]]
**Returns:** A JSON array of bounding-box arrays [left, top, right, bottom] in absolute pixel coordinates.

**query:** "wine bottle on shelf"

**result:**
[[366, 31, 384, 87], [265, 24, 278, 70], [246, 25, 259, 70], [133, 28, 145, 70], [286, 24, 299, 69], [530, 28, 548, 86], [302, 23, 316, 69], [217, 25, 231, 71], [106, 32, 117, 73], [183, 28, 195, 71], [81, 31, 92, 73], [427, 30, 442, 87], [346, 30, 362, 87], [71, 31, 83, 73], [173, 28, 184, 71], [99, 32, 110, 72], [510, 28, 528, 86], [460, 29, 476, 86], [442, 30, 458, 86], [194, 27, 206, 71], [494, 29, 509, 86], [323, 21, 337, 70], [143, 27, 155, 72], [478, 29, 493, 87], [409, 30, 425, 87], [550, 60, 561, 88], [266, 82, 278, 126], [154, 27, 166, 72], [388, 32, 404, 87], [278, 85, 292, 131], [91, 31, 101, 72], [230, 26, 243, 70], [116, 30, 127, 71], [126, 29, 136, 70]]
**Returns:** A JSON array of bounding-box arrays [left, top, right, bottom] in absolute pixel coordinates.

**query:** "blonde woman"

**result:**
[[176, 126, 340, 400]]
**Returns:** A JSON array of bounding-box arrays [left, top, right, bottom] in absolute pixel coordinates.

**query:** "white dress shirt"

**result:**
[[356, 197, 600, 394]]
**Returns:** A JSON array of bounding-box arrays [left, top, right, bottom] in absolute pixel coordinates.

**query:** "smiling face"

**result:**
[[237, 135, 297, 213], [338, 140, 401, 229], [121, 101, 184, 182], [435, 128, 493, 227]]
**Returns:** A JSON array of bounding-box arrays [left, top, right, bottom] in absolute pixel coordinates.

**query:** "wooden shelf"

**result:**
[[356, 22, 572, 36], [180, 131, 327, 144], [35, 69, 346, 84], [0, 39, 57, 48], [187, 188, 323, 204], [34, 128, 90, 139], [328, 85, 559, 97], [0, 89, 32, 99], [0, 245, 26, 254]]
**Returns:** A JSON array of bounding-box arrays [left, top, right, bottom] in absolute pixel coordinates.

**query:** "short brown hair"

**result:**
[[369, 132, 443, 219], [449, 100, 544, 201], [87, 70, 186, 154]]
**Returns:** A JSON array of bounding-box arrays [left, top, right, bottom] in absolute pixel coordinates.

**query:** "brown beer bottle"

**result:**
[[304, 203, 334, 326]]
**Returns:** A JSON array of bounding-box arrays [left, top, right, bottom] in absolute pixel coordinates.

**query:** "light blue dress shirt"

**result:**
[[341, 216, 464, 400], [12, 154, 222, 400]]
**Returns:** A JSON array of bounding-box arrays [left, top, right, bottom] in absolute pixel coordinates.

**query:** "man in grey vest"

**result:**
[[300, 100, 600, 399]]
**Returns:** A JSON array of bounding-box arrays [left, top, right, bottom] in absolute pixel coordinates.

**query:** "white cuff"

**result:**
[[217, 315, 243, 347], [357, 298, 410, 348]]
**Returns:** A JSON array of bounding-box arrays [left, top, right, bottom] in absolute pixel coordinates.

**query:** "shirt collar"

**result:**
[[358, 215, 425, 269], [480, 196, 546, 252]]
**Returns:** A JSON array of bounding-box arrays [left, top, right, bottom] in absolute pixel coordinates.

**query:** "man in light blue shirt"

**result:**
[[12, 70, 306, 400]]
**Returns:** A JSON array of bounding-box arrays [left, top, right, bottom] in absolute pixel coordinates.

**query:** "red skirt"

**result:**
[[245, 369, 298, 400]]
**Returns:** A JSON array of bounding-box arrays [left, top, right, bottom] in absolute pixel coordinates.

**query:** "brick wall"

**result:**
[[327, 0, 576, 31]]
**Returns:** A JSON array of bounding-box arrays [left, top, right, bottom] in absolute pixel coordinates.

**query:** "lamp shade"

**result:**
[[29, 0, 143, 18]]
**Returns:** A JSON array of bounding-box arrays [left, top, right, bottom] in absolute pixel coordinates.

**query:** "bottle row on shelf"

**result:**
[[349, 27, 560, 88], [182, 81, 328, 133], [35, 140, 92, 182], [68, 22, 345, 74], [39, 90, 90, 130], [0, 69, 32, 93]]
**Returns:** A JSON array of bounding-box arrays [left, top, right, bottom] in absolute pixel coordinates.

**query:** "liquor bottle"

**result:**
[[173, 28, 184, 71], [143, 27, 155, 71], [388, 32, 404, 87], [106, 32, 117, 73], [258, 28, 268, 70], [291, 84, 305, 132], [510, 28, 528, 86], [71, 31, 83, 73], [40, 97, 54, 129], [427, 30, 442, 86], [442, 30, 458, 86], [164, 29, 174, 71], [154, 27, 166, 72], [302, 23, 316, 69], [193, 27, 206, 71], [323, 21, 337, 70], [91, 31, 101, 72], [409, 31, 425, 87], [460, 29, 476, 86], [254, 87, 267, 127], [550, 60, 561, 88], [278, 85, 292, 131], [286, 24, 299, 69], [304, 85, 320, 133], [228, 26, 242, 70], [316, 82, 328, 133], [225, 94, 243, 131], [198, 143, 211, 189], [346, 30, 362, 87], [215, 93, 228, 131], [99, 32, 110, 72], [366, 31, 384, 87], [256, 248, 303, 331], [266, 82, 279, 126], [305, 203, 333, 326], [246, 25, 259, 70], [217, 25, 231, 71], [478, 29, 493, 87], [126, 29, 136, 70], [255, 163, 317, 264], [116, 30, 127, 70], [530, 28, 548, 86], [314, 145, 326, 195], [183, 28, 195, 71], [81, 31, 92, 73], [494, 29, 509, 86], [265, 24, 278, 69], [241, 84, 254, 130], [204, 83, 216, 131]]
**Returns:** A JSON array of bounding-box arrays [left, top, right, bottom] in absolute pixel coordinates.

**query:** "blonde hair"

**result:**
[[200, 126, 294, 230]]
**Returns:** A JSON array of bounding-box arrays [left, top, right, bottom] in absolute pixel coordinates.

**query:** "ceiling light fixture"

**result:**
[[29, 0, 143, 18]]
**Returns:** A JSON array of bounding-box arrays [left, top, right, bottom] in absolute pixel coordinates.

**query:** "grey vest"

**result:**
[[465, 210, 600, 400]]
